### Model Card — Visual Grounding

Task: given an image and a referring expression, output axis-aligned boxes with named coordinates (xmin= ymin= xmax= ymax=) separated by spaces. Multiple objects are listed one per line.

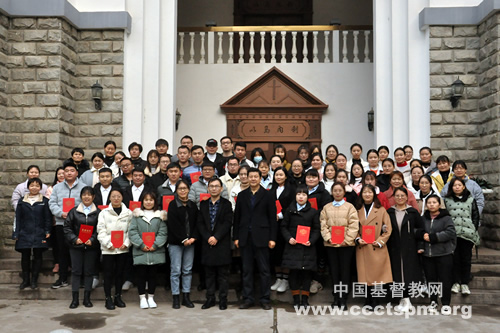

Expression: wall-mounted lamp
xmin=91 ymin=81 xmax=103 ymax=110
xmin=175 ymin=109 xmax=181 ymax=131
xmin=450 ymin=77 xmax=465 ymax=108
xmin=368 ymin=108 xmax=374 ymax=131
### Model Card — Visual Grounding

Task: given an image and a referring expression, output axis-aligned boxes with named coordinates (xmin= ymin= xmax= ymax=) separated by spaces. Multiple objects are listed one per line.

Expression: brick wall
xmin=0 ymin=14 xmax=124 ymax=250
xmin=429 ymin=14 xmax=500 ymax=249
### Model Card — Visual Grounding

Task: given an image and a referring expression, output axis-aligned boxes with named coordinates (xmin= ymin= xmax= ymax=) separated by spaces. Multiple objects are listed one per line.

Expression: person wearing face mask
xmin=250 ymin=147 xmax=267 ymax=166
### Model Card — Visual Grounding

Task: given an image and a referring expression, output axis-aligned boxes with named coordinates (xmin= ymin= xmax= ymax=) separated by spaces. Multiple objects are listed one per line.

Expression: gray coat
xmin=48 ymin=178 xmax=87 ymax=226
xmin=416 ymin=209 xmax=456 ymax=257
xmin=188 ymin=176 xmax=228 ymax=208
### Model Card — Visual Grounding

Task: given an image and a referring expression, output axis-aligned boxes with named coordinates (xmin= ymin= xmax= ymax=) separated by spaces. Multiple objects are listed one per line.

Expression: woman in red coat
xmin=384 ymin=171 xmax=419 ymax=212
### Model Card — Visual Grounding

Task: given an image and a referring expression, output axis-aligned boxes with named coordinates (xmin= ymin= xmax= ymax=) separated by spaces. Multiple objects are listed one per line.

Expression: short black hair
xmin=63 ymin=161 xmax=77 ymax=170
xmin=234 ymin=141 xmax=247 ymax=149
xmin=91 ymin=152 xmax=105 ymax=162
xmin=436 ymin=155 xmax=450 ymax=164
xmin=377 ymin=145 xmax=390 ymax=154
xmin=99 ymin=167 xmax=113 ymax=175
xmin=177 ymin=145 xmax=190 ymax=152
xmin=350 ymin=143 xmax=362 ymax=151
xmin=181 ymin=135 xmax=193 ymax=143
xmin=71 ymin=148 xmax=84 ymax=156
xmin=80 ymin=186 xmax=95 ymax=198
xmin=191 ymin=145 xmax=204 ymax=153
xmin=220 ymin=136 xmax=232 ymax=143
xmin=227 ymin=156 xmax=239 ymax=164
xmin=208 ymin=177 xmax=223 ymax=187
xmin=104 ymin=140 xmax=116 ymax=149
xmin=419 ymin=146 xmax=433 ymax=155
xmin=155 ymin=138 xmax=169 ymax=147
xmin=248 ymin=167 xmax=261 ymax=177
xmin=128 ymin=142 xmax=143 ymax=153
xmin=132 ymin=168 xmax=146 ymax=175
xmin=452 ymin=160 xmax=467 ymax=171
xmin=27 ymin=177 xmax=43 ymax=188
xmin=26 ymin=165 xmax=40 ymax=174
xmin=305 ymin=169 xmax=320 ymax=178
xmin=167 ymin=162 xmax=181 ymax=171
xmin=201 ymin=161 xmax=216 ymax=170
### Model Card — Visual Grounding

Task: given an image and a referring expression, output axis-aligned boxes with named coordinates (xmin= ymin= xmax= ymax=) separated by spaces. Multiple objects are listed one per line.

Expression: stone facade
xmin=0 ymin=14 xmax=124 ymax=249
xmin=429 ymin=13 xmax=500 ymax=249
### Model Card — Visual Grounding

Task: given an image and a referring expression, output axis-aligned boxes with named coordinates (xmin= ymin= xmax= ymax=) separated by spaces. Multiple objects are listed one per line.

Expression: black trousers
xmin=205 ymin=264 xmax=230 ymax=300
xmin=69 ymin=248 xmax=99 ymax=292
xmin=326 ymin=246 xmax=354 ymax=300
xmin=135 ymin=264 xmax=159 ymax=295
xmin=453 ymin=237 xmax=474 ymax=284
xmin=49 ymin=225 xmax=58 ymax=264
xmin=55 ymin=225 xmax=70 ymax=281
xmin=423 ymin=254 xmax=453 ymax=306
xmin=102 ymin=253 xmax=127 ymax=297
xmin=20 ymin=248 xmax=44 ymax=272
xmin=241 ymin=238 xmax=271 ymax=304
xmin=289 ymin=269 xmax=313 ymax=292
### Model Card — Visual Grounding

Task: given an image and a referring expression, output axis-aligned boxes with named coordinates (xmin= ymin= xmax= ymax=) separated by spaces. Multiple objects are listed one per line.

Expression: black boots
xmin=182 ymin=293 xmax=194 ymax=308
xmin=301 ymin=295 xmax=309 ymax=307
xmin=201 ymin=297 xmax=216 ymax=309
xmin=70 ymin=292 xmax=79 ymax=309
xmin=293 ymin=295 xmax=301 ymax=307
xmin=19 ymin=271 xmax=30 ymax=290
xmin=114 ymin=294 xmax=126 ymax=308
xmin=219 ymin=298 xmax=227 ymax=310
xmin=105 ymin=297 xmax=115 ymax=310
xmin=83 ymin=291 xmax=93 ymax=307
xmin=172 ymin=295 xmax=180 ymax=309
xmin=31 ymin=258 xmax=42 ymax=289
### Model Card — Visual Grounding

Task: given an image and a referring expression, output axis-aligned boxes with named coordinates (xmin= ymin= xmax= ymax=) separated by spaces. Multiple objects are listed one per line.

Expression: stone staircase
xmin=0 ymin=246 xmax=499 ymax=306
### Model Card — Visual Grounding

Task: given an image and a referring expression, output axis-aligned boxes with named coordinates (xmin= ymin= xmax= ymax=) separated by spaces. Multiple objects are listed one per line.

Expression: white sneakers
xmin=441 ymin=305 xmax=452 ymax=315
xmin=140 ymin=295 xmax=149 ymax=309
xmin=271 ymin=279 xmax=289 ymax=293
xmin=461 ymin=284 xmax=470 ymax=295
xmin=428 ymin=301 xmax=438 ymax=314
xmin=394 ymin=298 xmax=412 ymax=312
xmin=451 ymin=283 xmax=460 ymax=294
xmin=148 ymin=295 xmax=157 ymax=308
xmin=271 ymin=279 xmax=282 ymax=291
xmin=310 ymin=280 xmax=323 ymax=294
xmin=122 ymin=281 xmax=133 ymax=291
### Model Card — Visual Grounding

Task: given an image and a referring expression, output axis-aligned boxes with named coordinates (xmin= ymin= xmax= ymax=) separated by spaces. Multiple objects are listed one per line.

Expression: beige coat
xmin=356 ymin=205 xmax=393 ymax=286
xmin=320 ymin=202 xmax=359 ymax=247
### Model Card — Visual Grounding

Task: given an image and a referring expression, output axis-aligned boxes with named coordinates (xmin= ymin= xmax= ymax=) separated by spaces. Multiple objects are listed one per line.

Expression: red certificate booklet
xmin=362 ymin=225 xmax=376 ymax=243
xmin=97 ymin=205 xmax=108 ymax=210
xmin=63 ymin=198 xmax=75 ymax=213
xmin=200 ymin=193 xmax=210 ymax=201
xmin=331 ymin=226 xmax=345 ymax=244
xmin=190 ymin=171 xmax=201 ymax=184
xmin=162 ymin=195 xmax=175 ymax=211
xmin=142 ymin=232 xmax=155 ymax=248
xmin=78 ymin=225 xmax=94 ymax=243
xmin=276 ymin=200 xmax=282 ymax=214
xmin=296 ymin=225 xmax=310 ymax=244
xmin=129 ymin=201 xmax=141 ymax=211
xmin=308 ymin=198 xmax=318 ymax=210
xmin=111 ymin=230 xmax=124 ymax=248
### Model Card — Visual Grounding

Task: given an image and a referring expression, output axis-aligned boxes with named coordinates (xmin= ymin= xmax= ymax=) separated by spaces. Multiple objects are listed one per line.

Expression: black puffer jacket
xmin=14 ymin=195 xmax=52 ymax=251
xmin=416 ymin=209 xmax=456 ymax=257
xmin=64 ymin=203 xmax=100 ymax=250
xmin=280 ymin=202 xmax=321 ymax=271
xmin=308 ymin=182 xmax=332 ymax=210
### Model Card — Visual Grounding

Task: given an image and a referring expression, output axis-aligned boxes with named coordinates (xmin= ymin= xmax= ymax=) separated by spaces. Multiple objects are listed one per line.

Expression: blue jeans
xmin=168 ymin=244 xmax=195 ymax=295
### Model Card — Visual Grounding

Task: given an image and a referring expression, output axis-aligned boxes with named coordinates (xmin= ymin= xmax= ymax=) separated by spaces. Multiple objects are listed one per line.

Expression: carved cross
xmin=267 ymin=79 xmax=282 ymax=101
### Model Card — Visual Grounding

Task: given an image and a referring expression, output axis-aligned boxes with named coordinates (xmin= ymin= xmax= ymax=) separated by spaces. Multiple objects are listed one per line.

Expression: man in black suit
xmin=93 ymin=168 xmax=115 ymax=206
xmin=197 ymin=178 xmax=233 ymax=310
xmin=122 ymin=168 xmax=153 ymax=208
xmin=233 ymin=168 xmax=277 ymax=310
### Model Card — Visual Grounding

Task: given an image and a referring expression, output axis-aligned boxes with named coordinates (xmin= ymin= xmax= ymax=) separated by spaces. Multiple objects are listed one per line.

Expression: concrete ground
xmin=1 ymin=299 xmax=499 ymax=333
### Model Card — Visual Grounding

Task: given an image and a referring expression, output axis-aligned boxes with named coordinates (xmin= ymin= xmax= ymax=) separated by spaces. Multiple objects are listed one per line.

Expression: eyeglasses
xmin=209 ymin=185 xmax=221 ymax=189
xmin=177 ymin=187 xmax=189 ymax=191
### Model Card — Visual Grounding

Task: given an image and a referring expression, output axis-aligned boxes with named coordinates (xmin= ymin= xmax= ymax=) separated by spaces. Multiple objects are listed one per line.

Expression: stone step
xmin=0 ymin=258 xmax=55 ymax=271
xmin=471 ymin=264 xmax=500 ymax=276
xmin=0 ymin=283 xmax=498 ymax=305
xmin=471 ymin=247 xmax=500 ymax=265
xmin=469 ymin=276 xmax=500 ymax=290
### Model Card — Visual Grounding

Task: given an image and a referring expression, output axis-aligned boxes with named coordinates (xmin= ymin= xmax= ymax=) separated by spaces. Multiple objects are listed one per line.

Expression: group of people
xmin=11 ymin=136 xmax=483 ymax=315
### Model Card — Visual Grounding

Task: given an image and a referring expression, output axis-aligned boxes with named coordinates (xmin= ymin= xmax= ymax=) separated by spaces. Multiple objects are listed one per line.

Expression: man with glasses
xmin=220 ymin=156 xmax=240 ymax=195
xmin=197 ymin=178 xmax=233 ymax=310
xmin=112 ymin=157 xmax=134 ymax=191
xmin=149 ymin=155 xmax=171 ymax=190
xmin=188 ymin=161 xmax=228 ymax=209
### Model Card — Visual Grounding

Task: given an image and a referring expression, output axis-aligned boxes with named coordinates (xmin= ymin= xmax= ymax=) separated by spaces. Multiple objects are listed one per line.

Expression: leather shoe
xmin=172 ymin=295 xmax=180 ymax=309
xmin=239 ymin=301 xmax=254 ymax=309
xmin=261 ymin=302 xmax=272 ymax=310
xmin=219 ymin=299 xmax=227 ymax=310
xmin=201 ymin=298 xmax=216 ymax=310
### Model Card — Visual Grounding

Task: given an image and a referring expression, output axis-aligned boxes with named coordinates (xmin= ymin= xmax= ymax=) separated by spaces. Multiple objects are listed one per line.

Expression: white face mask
xmin=253 ymin=156 xmax=263 ymax=164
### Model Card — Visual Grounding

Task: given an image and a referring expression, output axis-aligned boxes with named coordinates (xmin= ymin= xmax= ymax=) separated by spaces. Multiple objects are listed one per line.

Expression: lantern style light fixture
xmin=175 ymin=109 xmax=181 ymax=131
xmin=450 ymin=77 xmax=465 ymax=108
xmin=91 ymin=81 xmax=103 ymax=110
xmin=368 ymin=108 xmax=374 ymax=131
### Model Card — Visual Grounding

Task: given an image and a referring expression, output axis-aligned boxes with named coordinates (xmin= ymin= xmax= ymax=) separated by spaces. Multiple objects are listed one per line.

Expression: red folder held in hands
xmin=296 ymin=225 xmax=310 ymax=244
xmin=362 ymin=225 xmax=376 ymax=243
xmin=200 ymin=193 xmax=211 ymax=201
xmin=162 ymin=195 xmax=175 ymax=211
xmin=331 ymin=226 xmax=345 ymax=244
xmin=63 ymin=198 xmax=75 ymax=213
xmin=142 ymin=232 xmax=155 ymax=248
xmin=111 ymin=230 xmax=124 ymax=248
xmin=308 ymin=198 xmax=318 ymax=210
xmin=129 ymin=201 xmax=141 ymax=211
xmin=78 ymin=225 xmax=94 ymax=243
xmin=276 ymin=200 xmax=282 ymax=214
xmin=190 ymin=171 xmax=201 ymax=184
